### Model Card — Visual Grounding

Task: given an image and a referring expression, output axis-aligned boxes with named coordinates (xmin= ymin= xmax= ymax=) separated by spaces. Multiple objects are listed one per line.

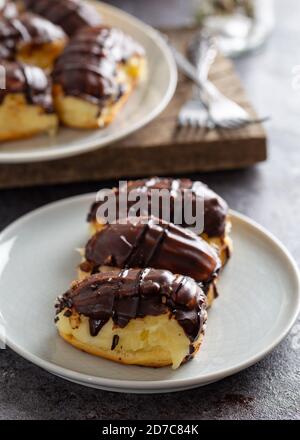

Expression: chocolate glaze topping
xmin=88 ymin=177 xmax=229 ymax=238
xmin=53 ymin=26 xmax=144 ymax=106
xmin=0 ymin=12 xmax=66 ymax=61
xmin=83 ymin=217 xmax=221 ymax=283
xmin=56 ymin=268 xmax=207 ymax=341
xmin=23 ymin=0 xmax=102 ymax=36
xmin=0 ymin=1 xmax=18 ymax=19
xmin=0 ymin=61 xmax=54 ymax=113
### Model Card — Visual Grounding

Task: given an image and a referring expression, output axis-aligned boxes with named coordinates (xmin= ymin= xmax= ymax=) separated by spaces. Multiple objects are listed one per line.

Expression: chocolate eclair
xmin=0 ymin=12 xmax=67 ymax=69
xmin=55 ymin=268 xmax=207 ymax=369
xmin=0 ymin=0 xmax=18 ymax=19
xmin=0 ymin=61 xmax=58 ymax=141
xmin=79 ymin=217 xmax=221 ymax=306
xmin=52 ymin=25 xmax=145 ymax=129
xmin=22 ymin=0 xmax=102 ymax=37
xmin=88 ymin=177 xmax=232 ymax=265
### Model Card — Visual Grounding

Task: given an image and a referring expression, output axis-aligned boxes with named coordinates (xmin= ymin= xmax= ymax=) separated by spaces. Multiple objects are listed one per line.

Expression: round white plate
xmin=0 ymin=194 xmax=299 ymax=393
xmin=0 ymin=2 xmax=177 ymax=164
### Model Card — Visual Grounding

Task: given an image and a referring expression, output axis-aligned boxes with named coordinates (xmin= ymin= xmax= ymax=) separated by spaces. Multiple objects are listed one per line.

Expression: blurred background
xmin=104 ymin=0 xmax=275 ymax=57
xmin=104 ymin=0 xmax=200 ymax=27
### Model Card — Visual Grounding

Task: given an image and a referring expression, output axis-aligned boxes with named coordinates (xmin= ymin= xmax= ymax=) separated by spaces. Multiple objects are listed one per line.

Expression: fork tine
xmin=190 ymin=118 xmax=198 ymax=128
xmin=180 ymin=118 xmax=188 ymax=127
xmin=187 ymin=117 xmax=193 ymax=127
xmin=178 ymin=112 xmax=188 ymax=127
xmin=196 ymin=118 xmax=203 ymax=128
xmin=177 ymin=116 xmax=185 ymax=127
xmin=198 ymin=116 xmax=208 ymax=128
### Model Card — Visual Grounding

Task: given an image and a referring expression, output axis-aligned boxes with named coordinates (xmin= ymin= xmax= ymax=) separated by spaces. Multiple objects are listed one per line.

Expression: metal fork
xmin=169 ymin=34 xmax=267 ymax=129
xmin=178 ymin=31 xmax=216 ymax=128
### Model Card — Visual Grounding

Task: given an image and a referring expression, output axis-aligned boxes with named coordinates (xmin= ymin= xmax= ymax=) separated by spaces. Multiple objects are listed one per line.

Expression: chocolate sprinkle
xmin=111 ymin=335 xmax=120 ymax=351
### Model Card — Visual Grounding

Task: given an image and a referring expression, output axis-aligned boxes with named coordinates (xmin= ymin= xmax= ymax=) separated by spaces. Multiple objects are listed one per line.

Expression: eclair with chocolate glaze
xmin=0 ymin=12 xmax=67 ymax=69
xmin=79 ymin=217 xmax=221 ymax=306
xmin=87 ymin=178 xmax=232 ymax=265
xmin=52 ymin=26 xmax=146 ymax=129
xmin=0 ymin=61 xmax=58 ymax=141
xmin=22 ymin=0 xmax=102 ymax=37
xmin=55 ymin=269 xmax=207 ymax=369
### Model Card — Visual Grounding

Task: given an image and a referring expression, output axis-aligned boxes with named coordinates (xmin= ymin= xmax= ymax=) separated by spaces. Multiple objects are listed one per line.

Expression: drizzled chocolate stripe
xmin=0 ymin=61 xmax=54 ymax=113
xmin=0 ymin=12 xmax=66 ymax=61
xmin=113 ymin=221 xmax=170 ymax=270
xmin=23 ymin=0 xmax=102 ymax=36
xmin=122 ymin=223 xmax=149 ymax=268
xmin=56 ymin=268 xmax=207 ymax=341
xmin=83 ymin=217 xmax=221 ymax=283
xmin=88 ymin=177 xmax=229 ymax=238
xmin=143 ymin=222 xmax=169 ymax=267
xmin=52 ymin=26 xmax=144 ymax=106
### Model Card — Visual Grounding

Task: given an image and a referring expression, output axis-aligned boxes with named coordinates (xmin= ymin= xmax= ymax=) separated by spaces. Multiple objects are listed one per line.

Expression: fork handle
xmin=168 ymin=43 xmax=222 ymax=107
xmin=169 ymin=45 xmax=206 ymax=91
xmin=188 ymin=31 xmax=217 ymax=81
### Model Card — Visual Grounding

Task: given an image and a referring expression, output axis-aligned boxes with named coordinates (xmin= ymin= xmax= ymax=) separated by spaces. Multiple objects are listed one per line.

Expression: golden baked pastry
xmin=0 ymin=61 xmax=58 ymax=141
xmin=79 ymin=217 xmax=221 ymax=306
xmin=0 ymin=12 xmax=67 ymax=70
xmin=55 ymin=269 xmax=207 ymax=369
xmin=22 ymin=0 xmax=102 ymax=36
xmin=87 ymin=177 xmax=232 ymax=266
xmin=52 ymin=26 xmax=146 ymax=129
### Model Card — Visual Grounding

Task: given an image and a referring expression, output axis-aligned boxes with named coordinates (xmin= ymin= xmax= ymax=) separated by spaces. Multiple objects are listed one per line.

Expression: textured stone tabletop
xmin=0 ymin=0 xmax=299 ymax=420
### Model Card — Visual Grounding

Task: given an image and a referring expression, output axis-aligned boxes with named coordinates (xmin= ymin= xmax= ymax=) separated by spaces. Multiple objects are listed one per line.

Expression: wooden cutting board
xmin=0 ymin=27 xmax=267 ymax=189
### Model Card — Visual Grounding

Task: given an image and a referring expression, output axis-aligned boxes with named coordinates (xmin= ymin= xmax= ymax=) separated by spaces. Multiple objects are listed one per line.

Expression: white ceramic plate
xmin=0 ymin=194 xmax=299 ymax=393
xmin=0 ymin=2 xmax=177 ymax=164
